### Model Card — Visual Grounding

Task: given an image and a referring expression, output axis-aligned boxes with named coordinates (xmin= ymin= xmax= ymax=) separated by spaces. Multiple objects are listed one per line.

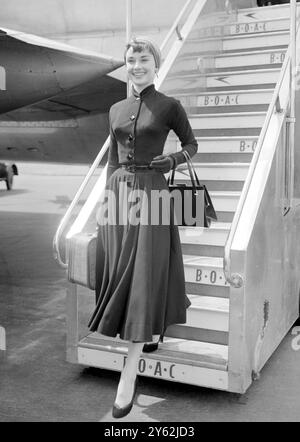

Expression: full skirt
xmin=88 ymin=167 xmax=191 ymax=342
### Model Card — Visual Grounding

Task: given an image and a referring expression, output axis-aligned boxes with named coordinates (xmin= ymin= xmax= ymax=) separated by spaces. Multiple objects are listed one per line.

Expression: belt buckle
xmin=127 ymin=164 xmax=136 ymax=172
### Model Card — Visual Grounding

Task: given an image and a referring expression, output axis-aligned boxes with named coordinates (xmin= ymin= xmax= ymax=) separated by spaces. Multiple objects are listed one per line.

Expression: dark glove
xmin=150 ymin=155 xmax=175 ymax=173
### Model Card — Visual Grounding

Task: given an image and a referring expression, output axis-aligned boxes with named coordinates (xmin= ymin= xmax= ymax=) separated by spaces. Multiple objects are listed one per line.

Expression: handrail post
xmin=289 ymin=0 xmax=296 ymax=208
xmin=160 ymin=0 xmax=195 ymax=54
xmin=126 ymin=0 xmax=132 ymax=98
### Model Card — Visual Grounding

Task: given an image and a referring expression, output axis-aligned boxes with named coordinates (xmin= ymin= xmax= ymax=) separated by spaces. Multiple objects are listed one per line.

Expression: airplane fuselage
xmin=0 ymin=113 xmax=110 ymax=164
xmin=0 ymin=29 xmax=124 ymax=114
xmin=0 ymin=28 xmax=126 ymax=163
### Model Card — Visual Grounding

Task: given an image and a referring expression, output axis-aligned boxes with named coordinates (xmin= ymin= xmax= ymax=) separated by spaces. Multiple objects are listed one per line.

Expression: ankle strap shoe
xmin=142 ymin=335 xmax=164 ymax=353
xmin=112 ymin=377 xmax=138 ymax=419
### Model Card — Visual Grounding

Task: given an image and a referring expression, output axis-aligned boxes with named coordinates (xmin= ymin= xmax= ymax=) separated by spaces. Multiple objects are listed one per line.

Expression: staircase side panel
xmin=293 ymin=87 xmax=300 ymax=199
xmin=227 ymin=251 xmax=249 ymax=394
xmin=228 ymin=127 xmax=300 ymax=393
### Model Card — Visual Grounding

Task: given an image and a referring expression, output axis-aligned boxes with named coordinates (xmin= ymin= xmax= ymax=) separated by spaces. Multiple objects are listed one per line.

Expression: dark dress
xmin=88 ymin=84 xmax=198 ymax=342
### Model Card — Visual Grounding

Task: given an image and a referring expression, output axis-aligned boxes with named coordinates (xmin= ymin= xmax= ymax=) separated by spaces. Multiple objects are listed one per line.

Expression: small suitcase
xmin=67 ymin=232 xmax=97 ymax=290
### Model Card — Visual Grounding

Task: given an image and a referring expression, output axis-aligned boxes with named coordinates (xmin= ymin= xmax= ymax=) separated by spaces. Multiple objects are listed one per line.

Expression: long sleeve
xmin=106 ymin=108 xmax=119 ymax=183
xmin=169 ymin=100 xmax=198 ymax=167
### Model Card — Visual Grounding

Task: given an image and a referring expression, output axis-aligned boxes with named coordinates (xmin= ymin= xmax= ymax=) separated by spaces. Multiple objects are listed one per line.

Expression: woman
xmin=88 ymin=37 xmax=198 ymax=418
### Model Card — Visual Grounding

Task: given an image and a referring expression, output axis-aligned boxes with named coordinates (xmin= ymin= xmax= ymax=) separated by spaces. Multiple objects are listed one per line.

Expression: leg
xmin=114 ymin=341 xmax=143 ymax=408
xmin=151 ymin=334 xmax=160 ymax=342
xmin=145 ymin=334 xmax=160 ymax=344
xmin=0 ymin=325 xmax=6 ymax=351
xmin=66 ymin=282 xmax=78 ymax=363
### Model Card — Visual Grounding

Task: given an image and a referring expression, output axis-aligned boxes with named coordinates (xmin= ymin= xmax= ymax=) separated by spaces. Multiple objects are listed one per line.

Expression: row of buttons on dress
xmin=127 ymin=97 xmax=141 ymax=161
xmin=128 ymin=121 xmax=134 ymax=159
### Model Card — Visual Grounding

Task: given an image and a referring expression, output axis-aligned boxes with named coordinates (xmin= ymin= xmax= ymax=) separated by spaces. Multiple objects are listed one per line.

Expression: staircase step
xmin=185 ymin=105 xmax=268 ymax=115
xmin=184 ymin=30 xmax=289 ymax=53
xmin=177 ymin=162 xmax=249 ymax=181
xmin=196 ymin=4 xmax=300 ymax=26
xmin=193 ymin=181 xmax=244 ymax=192
xmin=188 ymin=136 xmax=257 ymax=163
xmin=192 ymin=16 xmax=291 ymax=39
xmin=78 ymin=334 xmax=229 ymax=384
xmin=165 ymin=128 xmax=260 ymax=157
xmin=209 ymin=191 xmax=239 ymax=223
xmin=179 ymin=218 xmax=234 ymax=256
xmin=192 ymin=127 xmax=261 ymax=137
xmin=173 ymin=189 xmax=239 ymax=213
xmin=171 ymin=189 xmax=239 ymax=226
xmin=173 ymin=49 xmax=286 ymax=75
xmin=175 ymin=89 xmax=273 ymax=109
xmin=186 ymin=294 xmax=229 ymax=331
xmin=185 ymin=281 xmax=229 ymax=299
xmin=179 ymin=222 xmax=231 ymax=257
xmin=166 ymin=134 xmax=259 ymax=156
xmin=183 ymin=255 xmax=227 ymax=287
xmin=166 ymin=294 xmax=229 ymax=344
xmin=206 ymin=191 xmax=241 ymax=212
xmin=193 ymin=152 xmax=252 ymax=164
xmin=203 ymin=48 xmax=286 ymax=71
xmin=164 ymin=69 xmax=280 ymax=93
xmin=180 ymin=223 xmax=230 ymax=247
xmin=236 ymin=3 xmax=300 ymax=21
xmin=188 ymin=112 xmax=265 ymax=129
xmin=187 ymin=136 xmax=258 ymax=153
xmin=175 ymin=164 xmax=247 ymax=191
xmin=166 ymin=293 xmax=229 ymax=344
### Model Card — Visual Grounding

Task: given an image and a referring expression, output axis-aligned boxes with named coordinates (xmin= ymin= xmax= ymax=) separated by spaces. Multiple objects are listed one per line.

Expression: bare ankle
xmin=121 ymin=367 xmax=137 ymax=382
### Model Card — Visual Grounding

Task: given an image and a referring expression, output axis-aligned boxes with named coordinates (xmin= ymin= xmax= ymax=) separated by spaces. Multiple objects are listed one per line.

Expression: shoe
xmin=142 ymin=335 xmax=164 ymax=353
xmin=112 ymin=377 xmax=138 ymax=419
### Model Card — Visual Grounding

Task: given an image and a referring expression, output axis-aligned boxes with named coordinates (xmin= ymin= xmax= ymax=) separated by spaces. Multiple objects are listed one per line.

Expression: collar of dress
xmin=132 ymin=84 xmax=156 ymax=99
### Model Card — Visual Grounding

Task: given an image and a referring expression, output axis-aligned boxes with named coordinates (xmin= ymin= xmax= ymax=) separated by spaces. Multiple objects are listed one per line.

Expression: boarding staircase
xmin=54 ymin=0 xmax=300 ymax=393
xmin=161 ymin=1 xmax=291 ymax=366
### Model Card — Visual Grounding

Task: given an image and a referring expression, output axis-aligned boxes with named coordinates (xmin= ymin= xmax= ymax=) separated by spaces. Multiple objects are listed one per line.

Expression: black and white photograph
xmin=0 ymin=0 xmax=300 ymax=425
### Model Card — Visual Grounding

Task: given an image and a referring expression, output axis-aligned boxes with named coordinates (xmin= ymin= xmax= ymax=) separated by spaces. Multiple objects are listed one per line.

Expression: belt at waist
xmin=121 ymin=164 xmax=153 ymax=172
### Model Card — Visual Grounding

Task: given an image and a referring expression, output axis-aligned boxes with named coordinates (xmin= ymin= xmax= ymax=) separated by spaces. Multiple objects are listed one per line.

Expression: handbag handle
xmin=168 ymin=161 xmax=196 ymax=187
xmin=167 ymin=151 xmax=200 ymax=191
xmin=167 ymin=160 xmax=177 ymax=186
xmin=185 ymin=151 xmax=218 ymax=222
xmin=182 ymin=151 xmax=201 ymax=188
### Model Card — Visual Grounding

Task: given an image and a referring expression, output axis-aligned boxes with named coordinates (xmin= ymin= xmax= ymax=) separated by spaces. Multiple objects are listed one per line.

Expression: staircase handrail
xmin=52 ymin=138 xmax=110 ymax=268
xmin=53 ymin=0 xmax=207 ymax=268
xmin=160 ymin=0 xmax=198 ymax=55
xmin=224 ymin=0 xmax=298 ymax=287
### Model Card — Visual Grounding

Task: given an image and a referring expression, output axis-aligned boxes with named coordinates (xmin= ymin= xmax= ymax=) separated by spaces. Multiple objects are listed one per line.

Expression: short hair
xmin=124 ymin=36 xmax=161 ymax=69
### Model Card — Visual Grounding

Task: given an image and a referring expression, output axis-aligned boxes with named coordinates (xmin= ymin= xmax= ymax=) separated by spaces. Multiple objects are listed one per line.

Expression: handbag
xmin=167 ymin=151 xmax=217 ymax=227
xmin=67 ymin=231 xmax=97 ymax=290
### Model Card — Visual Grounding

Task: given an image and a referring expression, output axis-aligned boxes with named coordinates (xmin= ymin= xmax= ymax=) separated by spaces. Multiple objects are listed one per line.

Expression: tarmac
xmin=0 ymin=162 xmax=299 ymax=422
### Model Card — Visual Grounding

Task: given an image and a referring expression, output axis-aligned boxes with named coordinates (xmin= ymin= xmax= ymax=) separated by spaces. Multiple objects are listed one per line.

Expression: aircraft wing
xmin=0 ymin=27 xmax=126 ymax=115
xmin=0 ymin=73 xmax=126 ymax=121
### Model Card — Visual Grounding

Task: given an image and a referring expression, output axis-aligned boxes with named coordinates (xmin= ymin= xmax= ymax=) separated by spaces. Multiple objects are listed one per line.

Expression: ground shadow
xmin=49 ymin=195 xmax=86 ymax=209
xmin=0 ymin=189 xmax=30 ymax=197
